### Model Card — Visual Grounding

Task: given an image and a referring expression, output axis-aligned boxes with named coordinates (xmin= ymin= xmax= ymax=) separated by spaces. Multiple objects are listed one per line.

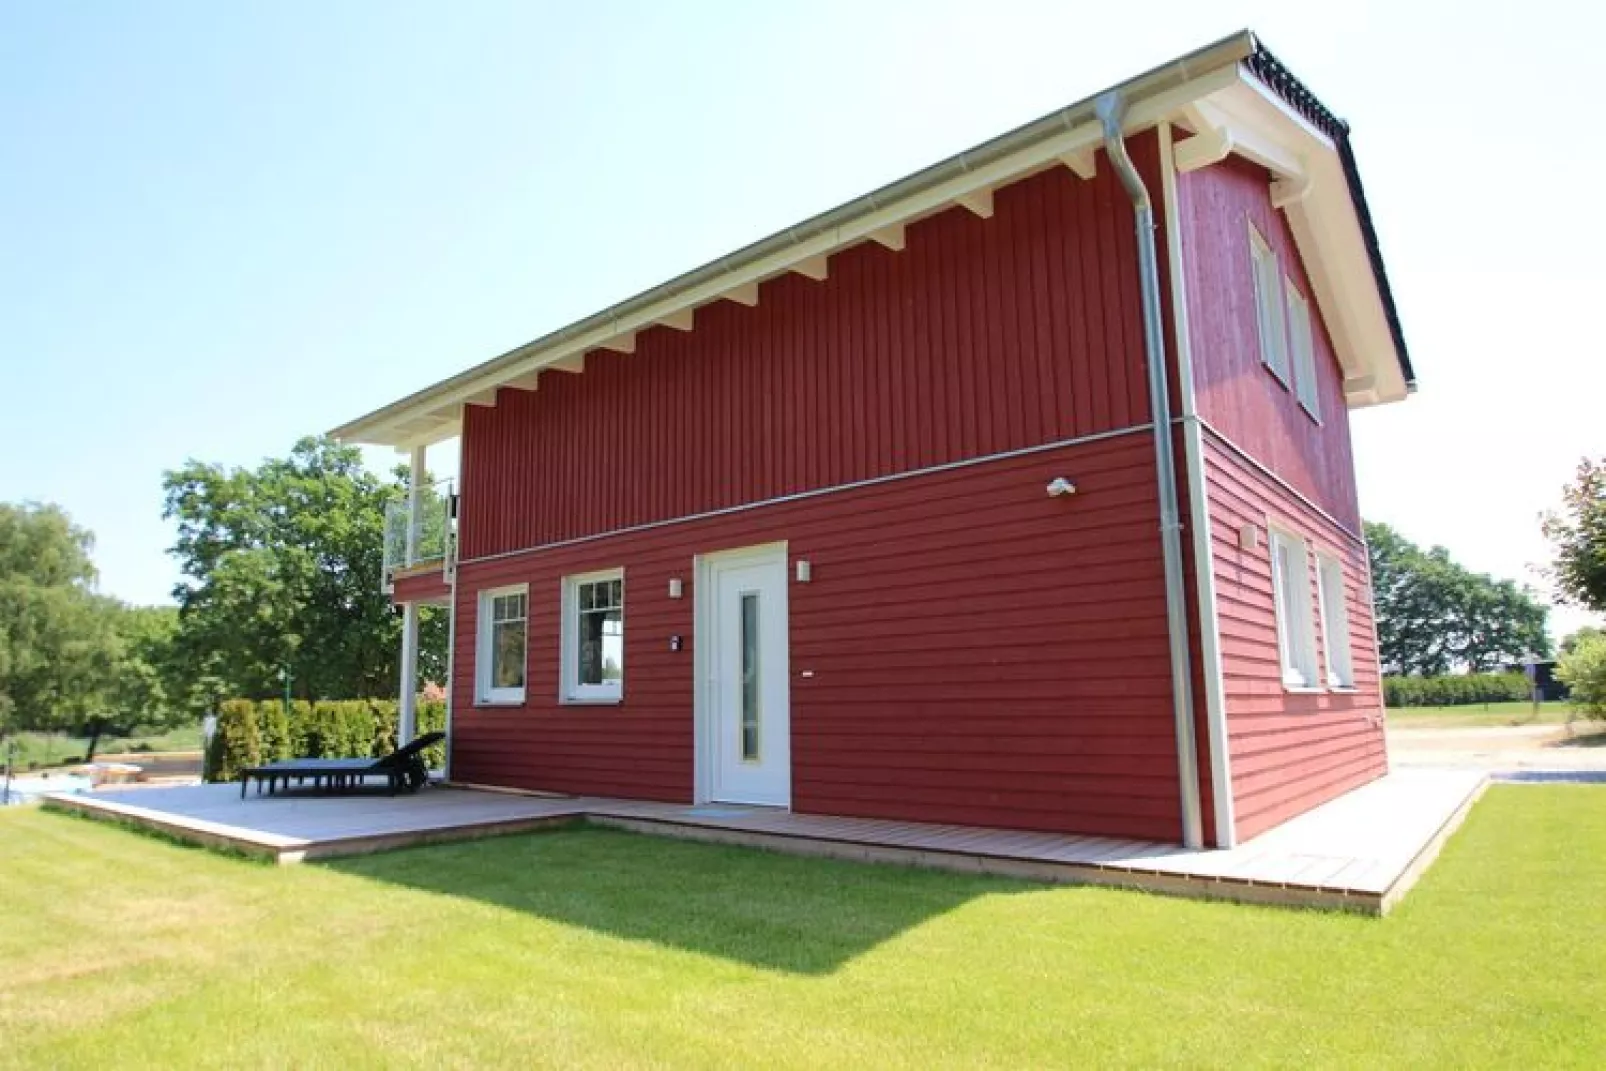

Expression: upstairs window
xmin=1249 ymin=224 xmax=1290 ymax=385
xmin=1269 ymin=527 xmax=1318 ymax=688
xmin=1317 ymin=554 xmax=1355 ymax=688
xmin=562 ymin=569 xmax=624 ymax=702
xmin=1286 ymin=279 xmax=1320 ymax=418
xmin=477 ymin=586 xmax=528 ymax=704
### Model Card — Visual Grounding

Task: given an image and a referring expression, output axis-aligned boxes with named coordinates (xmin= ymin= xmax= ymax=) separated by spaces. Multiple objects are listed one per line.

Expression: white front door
xmin=702 ymin=544 xmax=791 ymax=807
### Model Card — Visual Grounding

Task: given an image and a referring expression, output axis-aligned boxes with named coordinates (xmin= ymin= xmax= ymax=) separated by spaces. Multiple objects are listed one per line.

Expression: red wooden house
xmin=336 ymin=32 xmax=1412 ymax=850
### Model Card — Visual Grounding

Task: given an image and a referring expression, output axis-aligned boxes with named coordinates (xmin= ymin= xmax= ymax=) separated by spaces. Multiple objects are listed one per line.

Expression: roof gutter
xmin=1096 ymin=93 xmax=1205 ymax=851
xmin=331 ymin=32 xmax=1258 ymax=445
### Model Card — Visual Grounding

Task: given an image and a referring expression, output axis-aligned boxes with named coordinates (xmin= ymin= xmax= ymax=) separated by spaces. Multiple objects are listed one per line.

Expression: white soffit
xmin=1176 ymin=71 xmax=1406 ymax=408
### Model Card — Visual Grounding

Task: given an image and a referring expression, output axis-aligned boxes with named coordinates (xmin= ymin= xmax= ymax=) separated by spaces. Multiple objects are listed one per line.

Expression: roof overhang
xmin=332 ymin=31 xmax=1411 ymax=449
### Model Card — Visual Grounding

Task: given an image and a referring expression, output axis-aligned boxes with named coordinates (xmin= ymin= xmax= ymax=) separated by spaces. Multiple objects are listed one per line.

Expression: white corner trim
xmin=1159 ymin=121 xmax=1237 ymax=849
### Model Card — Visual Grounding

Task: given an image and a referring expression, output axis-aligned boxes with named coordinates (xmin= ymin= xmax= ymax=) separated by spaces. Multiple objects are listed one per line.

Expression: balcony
xmin=383 ymin=478 xmax=456 ymax=594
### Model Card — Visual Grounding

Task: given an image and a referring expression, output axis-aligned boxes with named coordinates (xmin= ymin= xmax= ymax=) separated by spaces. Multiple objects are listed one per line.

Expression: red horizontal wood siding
xmin=1201 ymin=431 xmax=1386 ymax=841
xmin=458 ymin=135 xmax=1165 ymax=560
xmin=1176 ymin=153 xmax=1361 ymax=530
xmin=451 ymin=432 xmax=1188 ymax=842
xmin=391 ymin=568 xmax=450 ymax=605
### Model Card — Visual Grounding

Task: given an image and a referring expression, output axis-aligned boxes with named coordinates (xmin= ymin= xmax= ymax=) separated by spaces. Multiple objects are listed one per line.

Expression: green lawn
xmin=3 ymin=788 xmax=1603 ymax=1068
xmin=1 ymin=725 xmax=202 ymax=771
xmin=1386 ymin=700 xmax=1594 ymax=729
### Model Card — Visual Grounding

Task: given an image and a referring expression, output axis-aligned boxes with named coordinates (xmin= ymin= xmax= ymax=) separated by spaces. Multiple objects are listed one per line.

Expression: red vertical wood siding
xmin=458 ymin=135 xmax=1166 ymax=560
xmin=1202 ymin=433 xmax=1386 ymax=840
xmin=451 ymin=433 xmax=1188 ymax=842
xmin=1175 ymin=153 xmax=1361 ymax=531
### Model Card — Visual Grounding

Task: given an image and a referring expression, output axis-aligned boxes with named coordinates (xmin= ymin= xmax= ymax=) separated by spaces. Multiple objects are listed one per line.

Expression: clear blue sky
xmin=2 ymin=1 xmax=1600 ymax=636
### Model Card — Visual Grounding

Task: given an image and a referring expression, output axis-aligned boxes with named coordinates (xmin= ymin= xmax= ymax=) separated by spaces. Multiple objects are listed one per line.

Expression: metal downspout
xmin=1096 ymin=94 xmax=1204 ymax=850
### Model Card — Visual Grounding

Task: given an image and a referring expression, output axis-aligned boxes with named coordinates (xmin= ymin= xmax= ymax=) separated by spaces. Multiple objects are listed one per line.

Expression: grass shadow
xmin=319 ymin=823 xmax=1029 ymax=975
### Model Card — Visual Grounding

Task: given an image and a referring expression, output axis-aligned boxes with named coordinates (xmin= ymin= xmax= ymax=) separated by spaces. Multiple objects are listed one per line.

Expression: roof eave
xmin=331 ymin=31 xmax=1259 ymax=448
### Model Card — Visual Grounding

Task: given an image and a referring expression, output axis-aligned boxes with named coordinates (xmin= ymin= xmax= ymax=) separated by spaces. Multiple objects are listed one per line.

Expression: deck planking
xmin=44 ymin=768 xmax=1486 ymax=914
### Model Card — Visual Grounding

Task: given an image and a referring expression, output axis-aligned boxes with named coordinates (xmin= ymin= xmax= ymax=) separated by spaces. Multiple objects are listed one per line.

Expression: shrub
xmin=1383 ymin=672 xmax=1531 ymax=708
xmin=258 ymin=699 xmax=297 ymax=763
xmin=205 ymin=697 xmax=448 ymax=782
xmin=1557 ymin=636 xmax=1606 ymax=719
xmin=418 ymin=700 xmax=447 ymax=768
xmin=208 ymin=699 xmax=261 ymax=783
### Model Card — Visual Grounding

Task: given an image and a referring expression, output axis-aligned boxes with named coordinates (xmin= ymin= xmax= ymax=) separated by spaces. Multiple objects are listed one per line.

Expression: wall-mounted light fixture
xmin=1046 ymin=477 xmax=1077 ymax=498
xmin=668 ymin=577 xmax=683 ymax=599
xmin=795 ymin=560 xmax=812 ymax=583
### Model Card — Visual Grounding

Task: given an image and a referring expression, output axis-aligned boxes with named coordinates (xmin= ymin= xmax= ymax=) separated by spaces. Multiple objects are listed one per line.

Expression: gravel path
xmin=1388 ymin=723 xmax=1606 ymax=772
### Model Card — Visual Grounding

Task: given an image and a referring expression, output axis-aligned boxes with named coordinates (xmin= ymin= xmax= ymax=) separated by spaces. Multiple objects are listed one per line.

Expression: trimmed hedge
xmin=1382 ymin=672 xmax=1531 ymax=708
xmin=206 ymin=698 xmax=446 ymax=783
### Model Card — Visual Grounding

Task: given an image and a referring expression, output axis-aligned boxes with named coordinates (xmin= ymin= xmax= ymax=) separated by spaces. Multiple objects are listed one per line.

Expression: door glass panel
xmin=740 ymin=591 xmax=759 ymax=761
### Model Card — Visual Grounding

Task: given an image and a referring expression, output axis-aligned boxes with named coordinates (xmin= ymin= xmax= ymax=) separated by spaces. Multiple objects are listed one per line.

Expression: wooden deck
xmin=44 ymin=768 xmax=1486 ymax=915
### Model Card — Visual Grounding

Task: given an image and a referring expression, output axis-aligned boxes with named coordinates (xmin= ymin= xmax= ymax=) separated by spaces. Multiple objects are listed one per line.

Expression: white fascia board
xmin=1195 ymin=77 xmax=1405 ymax=408
xmin=334 ymin=64 xmax=1242 ymax=446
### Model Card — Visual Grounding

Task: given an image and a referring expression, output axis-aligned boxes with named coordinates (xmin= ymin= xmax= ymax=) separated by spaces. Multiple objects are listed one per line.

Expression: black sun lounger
xmin=239 ymin=732 xmax=446 ymax=798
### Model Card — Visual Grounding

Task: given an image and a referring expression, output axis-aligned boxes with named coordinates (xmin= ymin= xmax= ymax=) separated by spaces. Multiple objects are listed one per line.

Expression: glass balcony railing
xmin=382 ymin=478 xmax=455 ymax=590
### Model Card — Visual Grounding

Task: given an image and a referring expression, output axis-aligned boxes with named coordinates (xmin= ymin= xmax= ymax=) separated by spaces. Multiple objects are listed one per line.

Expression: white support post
xmin=405 ymin=444 xmax=426 ymax=567
xmin=398 ymin=444 xmax=426 ymax=746
xmin=398 ymin=601 xmax=420 ymax=746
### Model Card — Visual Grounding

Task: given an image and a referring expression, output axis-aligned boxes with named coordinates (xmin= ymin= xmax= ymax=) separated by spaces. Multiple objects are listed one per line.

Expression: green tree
xmin=1556 ymin=633 xmax=1606 ymax=719
xmin=0 ymin=503 xmax=120 ymax=739
xmin=1366 ymin=521 xmax=1551 ymax=675
xmin=1543 ymin=458 xmax=1606 ymax=613
xmin=162 ymin=436 xmax=446 ymax=705
xmin=1561 ymin=626 xmax=1605 ymax=657
xmin=85 ymin=603 xmax=187 ymax=758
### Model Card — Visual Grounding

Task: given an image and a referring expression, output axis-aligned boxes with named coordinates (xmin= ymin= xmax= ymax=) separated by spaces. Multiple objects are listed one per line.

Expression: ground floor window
xmin=563 ymin=569 xmax=624 ymax=702
xmin=1317 ymin=553 xmax=1355 ymax=688
xmin=476 ymin=585 xmax=528 ymax=704
xmin=1268 ymin=526 xmax=1318 ymax=688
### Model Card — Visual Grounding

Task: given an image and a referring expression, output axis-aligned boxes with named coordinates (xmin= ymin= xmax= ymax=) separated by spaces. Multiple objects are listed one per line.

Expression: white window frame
xmin=476 ymin=584 xmax=528 ymax=705
xmin=1249 ymin=223 xmax=1290 ymax=386
xmin=561 ymin=568 xmax=625 ymax=704
xmin=1268 ymin=525 xmax=1319 ymax=689
xmin=1316 ymin=552 xmax=1355 ymax=688
xmin=1286 ymin=278 xmax=1320 ymax=419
